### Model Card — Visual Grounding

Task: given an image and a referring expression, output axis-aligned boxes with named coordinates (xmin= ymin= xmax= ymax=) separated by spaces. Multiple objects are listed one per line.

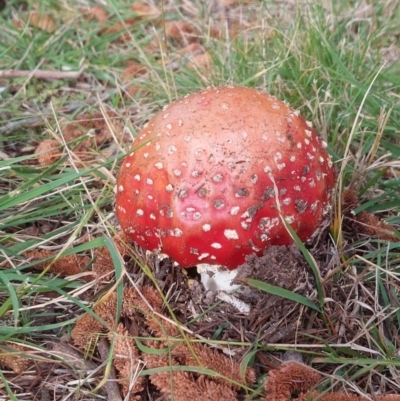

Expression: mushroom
xmin=116 ymin=86 xmax=335 ymax=272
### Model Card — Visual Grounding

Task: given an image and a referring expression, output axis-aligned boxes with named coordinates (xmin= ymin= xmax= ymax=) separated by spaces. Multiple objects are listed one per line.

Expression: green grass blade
xmin=242 ymin=278 xmax=321 ymax=312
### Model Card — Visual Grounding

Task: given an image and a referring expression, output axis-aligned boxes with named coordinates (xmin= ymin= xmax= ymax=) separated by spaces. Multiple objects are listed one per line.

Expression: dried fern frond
xmin=194 ymin=375 xmax=238 ymax=401
xmin=92 ymin=231 xmax=130 ymax=279
xmin=350 ymin=210 xmax=399 ymax=242
xmin=72 ymin=286 xmax=162 ymax=350
xmin=72 ymin=285 xmax=250 ymax=399
xmin=296 ymin=390 xmax=361 ymax=401
xmin=132 ymin=285 xmax=184 ymax=338
xmin=26 ymin=249 xmax=91 ymax=278
xmin=71 ymin=313 xmax=105 ymax=351
xmin=267 ymin=362 xmax=400 ymax=401
xmin=0 ymin=342 xmax=30 ymax=374
xmin=92 ymin=246 xmax=118 ymax=279
xmin=61 ymin=110 xmax=124 ymax=148
xmin=112 ymin=231 xmax=130 ymax=256
xmin=265 ymin=361 xmax=320 ymax=401
xmin=143 ymin=341 xmax=238 ymax=401
xmin=26 ymin=231 xmax=130 ymax=282
xmin=35 ymin=139 xmax=61 ymax=165
xmin=122 ymin=286 xmax=163 ymax=317
xmin=342 ymin=189 xmax=399 ymax=242
xmin=109 ymin=323 xmax=144 ymax=400
xmin=92 ymin=292 xmax=118 ymax=327
xmin=342 ymin=189 xmax=361 ymax=212
xmin=173 ymin=342 xmax=255 ymax=389
xmin=72 ymin=292 xmax=117 ymax=349
xmin=122 ymin=286 xmax=182 ymax=338
xmin=297 ymin=391 xmax=400 ymax=401
xmin=145 ymin=309 xmax=180 ymax=338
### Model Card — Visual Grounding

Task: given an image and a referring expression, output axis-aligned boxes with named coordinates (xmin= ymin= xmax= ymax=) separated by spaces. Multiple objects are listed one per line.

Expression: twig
xmin=0 ymin=66 xmax=86 ymax=80
xmin=0 ymin=115 xmax=51 ymax=134
xmin=97 ymin=338 xmax=123 ymax=401
xmin=49 ymin=340 xmax=98 ymax=371
xmin=0 ymin=83 xmax=133 ymax=134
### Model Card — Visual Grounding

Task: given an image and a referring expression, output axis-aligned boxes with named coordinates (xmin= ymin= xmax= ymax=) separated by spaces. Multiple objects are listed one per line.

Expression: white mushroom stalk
xmin=197 ymin=263 xmax=251 ymax=314
xmin=197 ymin=263 xmax=240 ymax=293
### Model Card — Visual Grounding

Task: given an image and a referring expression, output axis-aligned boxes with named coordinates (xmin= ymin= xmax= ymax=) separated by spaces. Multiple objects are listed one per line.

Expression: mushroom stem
xmin=216 ymin=291 xmax=251 ymax=314
xmin=197 ymin=263 xmax=240 ymax=293
xmin=197 ymin=263 xmax=251 ymax=314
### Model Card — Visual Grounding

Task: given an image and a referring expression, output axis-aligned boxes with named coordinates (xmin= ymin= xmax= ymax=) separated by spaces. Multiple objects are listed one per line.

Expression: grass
xmin=0 ymin=0 xmax=399 ymax=399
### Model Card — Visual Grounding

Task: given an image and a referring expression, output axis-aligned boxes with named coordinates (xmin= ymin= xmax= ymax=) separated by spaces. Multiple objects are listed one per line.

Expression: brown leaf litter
xmin=121 ymin=61 xmax=148 ymax=97
xmin=34 ymin=139 xmax=61 ymax=165
xmin=81 ymin=6 xmax=108 ymax=24
xmin=13 ymin=11 xmax=56 ymax=33
xmin=0 ymin=342 xmax=30 ymax=374
xmin=26 ymin=231 xmax=129 ymax=281
xmin=265 ymin=361 xmax=400 ymax=401
xmin=5 ymin=202 xmax=400 ymax=399
xmin=165 ymin=21 xmax=201 ymax=43
xmin=15 ymin=232 xmax=399 ymax=399
xmin=34 ymin=110 xmax=127 ymax=165
xmin=72 ymin=285 xmax=255 ymax=400
xmin=342 ymin=189 xmax=399 ymax=242
xmin=98 ymin=2 xmax=161 ymax=42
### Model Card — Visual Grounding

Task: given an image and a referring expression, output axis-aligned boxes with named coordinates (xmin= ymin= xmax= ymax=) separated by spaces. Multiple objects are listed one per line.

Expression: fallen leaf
xmin=165 ymin=21 xmax=199 ymax=42
xmin=100 ymin=18 xmax=137 ymax=42
xmin=29 ymin=11 xmax=56 ymax=33
xmin=12 ymin=17 xmax=23 ymax=29
xmin=121 ymin=62 xmax=147 ymax=81
xmin=81 ymin=6 xmax=108 ymax=24
xmin=121 ymin=62 xmax=147 ymax=97
xmin=125 ymin=85 xmax=142 ymax=97
xmin=178 ymin=42 xmax=204 ymax=55
xmin=218 ymin=0 xmax=255 ymax=4
xmin=100 ymin=3 xmax=160 ymax=42
xmin=131 ymin=2 xmax=160 ymax=19
xmin=61 ymin=111 xmax=125 ymax=147
xmin=188 ymin=52 xmax=212 ymax=70
xmin=209 ymin=26 xmax=221 ymax=39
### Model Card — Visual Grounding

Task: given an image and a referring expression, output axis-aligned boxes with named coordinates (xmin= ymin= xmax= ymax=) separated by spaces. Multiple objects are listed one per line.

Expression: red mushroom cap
xmin=116 ymin=86 xmax=335 ymax=269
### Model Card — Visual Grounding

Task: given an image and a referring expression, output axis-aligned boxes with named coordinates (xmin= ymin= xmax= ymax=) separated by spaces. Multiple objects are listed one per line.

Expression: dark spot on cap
xmin=279 ymin=187 xmax=287 ymax=196
xmin=246 ymin=203 xmax=263 ymax=219
xmin=295 ymin=199 xmax=307 ymax=213
xmin=302 ymin=165 xmax=311 ymax=176
xmin=262 ymin=186 xmax=275 ymax=200
xmin=213 ymin=199 xmax=225 ymax=209
xmin=197 ymin=187 xmax=207 ymax=198
xmin=166 ymin=207 xmax=173 ymax=218
xmin=236 ymin=188 xmax=249 ymax=197
xmin=177 ymin=189 xmax=188 ymax=198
